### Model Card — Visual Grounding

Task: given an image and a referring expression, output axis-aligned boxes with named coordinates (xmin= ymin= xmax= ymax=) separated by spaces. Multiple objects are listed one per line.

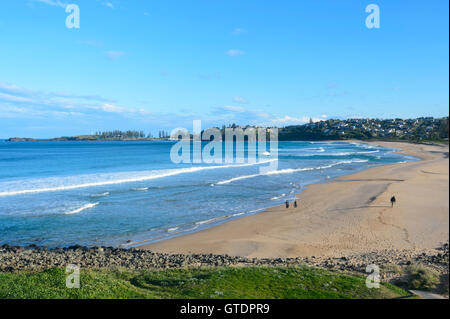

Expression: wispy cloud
xmin=212 ymin=104 xmax=326 ymax=127
xmin=1 ymin=82 xmax=116 ymax=103
xmin=104 ymin=2 xmax=114 ymax=9
xmin=326 ymin=83 xmax=338 ymax=89
xmin=34 ymin=0 xmax=67 ymax=8
xmin=271 ymin=115 xmax=326 ymax=126
xmin=95 ymin=0 xmax=118 ymax=9
xmin=1 ymin=82 xmax=328 ymax=138
xmin=0 ymin=82 xmax=147 ymax=121
xmin=100 ymin=103 xmax=149 ymax=115
xmin=211 ymin=105 xmax=271 ymax=126
xmin=232 ymin=96 xmax=248 ymax=104
xmin=226 ymin=49 xmax=245 ymax=57
xmin=232 ymin=28 xmax=247 ymax=35
xmin=199 ymin=73 xmax=221 ymax=80
xmin=77 ymin=40 xmax=104 ymax=47
xmin=104 ymin=51 xmax=127 ymax=60
xmin=219 ymin=105 xmax=246 ymax=113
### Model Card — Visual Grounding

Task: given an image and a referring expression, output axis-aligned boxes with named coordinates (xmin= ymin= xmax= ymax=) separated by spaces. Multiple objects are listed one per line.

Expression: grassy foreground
xmin=0 ymin=266 xmax=412 ymax=299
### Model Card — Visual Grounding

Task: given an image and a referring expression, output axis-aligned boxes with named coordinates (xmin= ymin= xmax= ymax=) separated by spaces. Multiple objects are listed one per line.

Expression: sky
xmin=0 ymin=0 xmax=448 ymax=138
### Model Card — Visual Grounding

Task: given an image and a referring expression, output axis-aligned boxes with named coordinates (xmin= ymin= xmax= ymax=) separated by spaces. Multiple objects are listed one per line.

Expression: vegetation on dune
xmin=405 ymin=265 xmax=440 ymax=291
xmin=0 ymin=266 xmax=412 ymax=299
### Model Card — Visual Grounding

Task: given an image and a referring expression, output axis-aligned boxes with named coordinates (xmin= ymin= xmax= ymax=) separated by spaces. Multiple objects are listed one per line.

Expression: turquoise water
xmin=0 ymin=140 xmax=416 ymax=247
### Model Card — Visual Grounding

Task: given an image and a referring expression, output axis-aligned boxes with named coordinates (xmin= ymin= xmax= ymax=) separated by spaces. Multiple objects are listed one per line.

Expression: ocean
xmin=0 ymin=140 xmax=416 ymax=248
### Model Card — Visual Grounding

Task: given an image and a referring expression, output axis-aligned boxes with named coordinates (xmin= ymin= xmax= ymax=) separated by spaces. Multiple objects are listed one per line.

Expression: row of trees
xmin=158 ymin=131 xmax=170 ymax=138
xmin=94 ymin=130 xmax=148 ymax=139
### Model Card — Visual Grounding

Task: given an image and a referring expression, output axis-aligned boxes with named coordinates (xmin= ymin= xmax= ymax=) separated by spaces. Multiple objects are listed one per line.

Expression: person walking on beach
xmin=294 ymin=200 xmax=298 ymax=208
xmin=285 ymin=200 xmax=289 ymax=209
xmin=390 ymin=196 xmax=396 ymax=208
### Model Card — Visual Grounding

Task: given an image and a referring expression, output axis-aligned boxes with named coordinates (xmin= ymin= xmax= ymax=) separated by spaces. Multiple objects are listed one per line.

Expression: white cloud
xmin=212 ymin=105 xmax=271 ymax=126
xmin=100 ymin=103 xmax=150 ymax=115
xmin=77 ymin=40 xmax=104 ymax=47
xmin=232 ymin=96 xmax=248 ymax=104
xmin=104 ymin=51 xmax=126 ymax=60
xmin=104 ymin=2 xmax=114 ymax=9
xmin=34 ymin=0 xmax=67 ymax=8
xmin=271 ymin=115 xmax=326 ymax=126
xmin=0 ymin=82 xmax=332 ymax=138
xmin=0 ymin=82 xmax=148 ymax=120
xmin=220 ymin=105 xmax=246 ymax=113
xmin=232 ymin=28 xmax=247 ymax=35
xmin=226 ymin=49 xmax=245 ymax=57
xmin=0 ymin=92 xmax=34 ymax=103
xmin=101 ymin=103 xmax=126 ymax=113
xmin=199 ymin=73 xmax=220 ymax=80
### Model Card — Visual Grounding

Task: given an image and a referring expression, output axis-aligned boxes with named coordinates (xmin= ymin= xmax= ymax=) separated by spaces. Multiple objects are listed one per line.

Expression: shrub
xmin=406 ymin=265 xmax=440 ymax=290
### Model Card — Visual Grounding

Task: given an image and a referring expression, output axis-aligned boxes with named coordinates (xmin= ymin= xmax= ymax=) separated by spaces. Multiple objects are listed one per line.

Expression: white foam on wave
xmin=90 ymin=192 xmax=110 ymax=198
xmin=65 ymin=202 xmax=98 ymax=215
xmin=215 ymin=159 xmax=368 ymax=185
xmin=351 ymin=142 xmax=375 ymax=149
xmin=0 ymin=159 xmax=277 ymax=197
xmin=291 ymin=150 xmax=380 ymax=157
xmin=195 ymin=217 xmax=223 ymax=225
xmin=131 ymin=187 xmax=149 ymax=191
xmin=195 ymin=208 xmax=264 ymax=227
xmin=232 ymin=212 xmax=245 ymax=217
xmin=271 ymin=193 xmax=286 ymax=200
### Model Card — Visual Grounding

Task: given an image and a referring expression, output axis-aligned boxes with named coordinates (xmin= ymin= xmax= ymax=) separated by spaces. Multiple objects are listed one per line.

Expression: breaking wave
xmin=215 ymin=160 xmax=368 ymax=185
xmin=0 ymin=159 xmax=277 ymax=197
xmin=65 ymin=203 xmax=99 ymax=215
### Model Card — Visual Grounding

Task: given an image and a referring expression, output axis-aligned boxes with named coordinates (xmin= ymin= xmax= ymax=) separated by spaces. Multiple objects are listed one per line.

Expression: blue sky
xmin=0 ymin=0 xmax=448 ymax=138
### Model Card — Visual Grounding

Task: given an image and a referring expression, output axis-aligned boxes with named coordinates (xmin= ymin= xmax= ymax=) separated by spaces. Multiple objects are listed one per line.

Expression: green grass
xmin=0 ymin=266 xmax=413 ymax=299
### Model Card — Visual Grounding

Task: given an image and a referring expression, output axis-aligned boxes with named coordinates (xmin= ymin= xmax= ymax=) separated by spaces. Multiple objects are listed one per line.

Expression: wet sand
xmin=141 ymin=141 xmax=449 ymax=258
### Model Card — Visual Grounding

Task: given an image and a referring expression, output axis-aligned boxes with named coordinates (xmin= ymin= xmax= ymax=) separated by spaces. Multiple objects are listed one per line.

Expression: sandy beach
xmin=142 ymin=141 xmax=449 ymax=258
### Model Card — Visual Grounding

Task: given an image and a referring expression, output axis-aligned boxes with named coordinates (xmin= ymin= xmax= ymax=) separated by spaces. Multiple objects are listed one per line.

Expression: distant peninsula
xmin=6 ymin=117 xmax=449 ymax=143
xmin=7 ymin=130 xmax=170 ymax=142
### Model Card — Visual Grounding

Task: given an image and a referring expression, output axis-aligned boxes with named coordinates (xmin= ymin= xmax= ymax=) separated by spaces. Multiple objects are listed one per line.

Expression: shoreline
xmin=122 ymin=140 xmax=408 ymax=248
xmin=141 ymin=141 xmax=449 ymax=259
xmin=125 ymin=140 xmax=410 ymax=249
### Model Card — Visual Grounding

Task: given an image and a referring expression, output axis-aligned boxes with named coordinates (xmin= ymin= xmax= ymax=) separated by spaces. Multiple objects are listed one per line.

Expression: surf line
xmin=0 ymin=159 xmax=277 ymax=197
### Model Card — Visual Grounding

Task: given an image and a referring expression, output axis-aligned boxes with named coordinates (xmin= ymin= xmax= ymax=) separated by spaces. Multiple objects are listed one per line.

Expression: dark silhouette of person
xmin=285 ymin=200 xmax=289 ymax=209
xmin=390 ymin=196 xmax=396 ymax=208
xmin=294 ymin=200 xmax=298 ymax=208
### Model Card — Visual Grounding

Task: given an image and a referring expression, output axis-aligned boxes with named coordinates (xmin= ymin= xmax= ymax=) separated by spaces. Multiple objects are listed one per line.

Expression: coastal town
xmin=278 ymin=116 xmax=449 ymax=141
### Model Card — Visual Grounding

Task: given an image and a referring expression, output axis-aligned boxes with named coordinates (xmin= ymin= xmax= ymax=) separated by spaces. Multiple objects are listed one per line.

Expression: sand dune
xmin=142 ymin=142 xmax=449 ymax=258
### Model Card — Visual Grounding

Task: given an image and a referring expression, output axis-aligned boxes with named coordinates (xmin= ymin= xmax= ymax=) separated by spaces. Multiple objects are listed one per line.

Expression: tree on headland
xmin=94 ymin=130 xmax=151 ymax=140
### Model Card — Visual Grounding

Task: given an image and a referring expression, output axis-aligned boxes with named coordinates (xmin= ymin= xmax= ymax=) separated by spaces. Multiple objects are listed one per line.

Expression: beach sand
xmin=141 ymin=141 xmax=449 ymax=258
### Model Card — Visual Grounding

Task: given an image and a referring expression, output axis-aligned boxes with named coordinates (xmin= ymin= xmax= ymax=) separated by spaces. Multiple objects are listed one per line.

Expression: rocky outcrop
xmin=6 ymin=138 xmax=35 ymax=142
xmin=0 ymin=243 xmax=448 ymax=280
